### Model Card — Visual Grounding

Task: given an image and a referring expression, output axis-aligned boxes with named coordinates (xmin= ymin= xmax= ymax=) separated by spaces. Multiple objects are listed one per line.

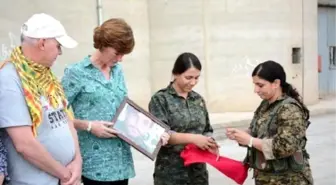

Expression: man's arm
xmin=6 ymin=126 xmax=71 ymax=181
xmin=0 ymin=68 xmax=71 ymax=181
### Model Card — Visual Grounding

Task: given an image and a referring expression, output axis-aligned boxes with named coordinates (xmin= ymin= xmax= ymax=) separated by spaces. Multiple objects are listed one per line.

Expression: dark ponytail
xmin=282 ymin=82 xmax=310 ymax=120
xmin=252 ymin=60 xmax=310 ymax=120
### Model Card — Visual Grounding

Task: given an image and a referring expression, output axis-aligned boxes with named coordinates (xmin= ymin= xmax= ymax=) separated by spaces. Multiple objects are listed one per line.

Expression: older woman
xmin=61 ymin=18 xmax=169 ymax=185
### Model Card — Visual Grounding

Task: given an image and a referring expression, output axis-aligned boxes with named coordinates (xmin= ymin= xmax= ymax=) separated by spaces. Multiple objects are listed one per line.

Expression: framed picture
xmin=112 ymin=97 xmax=170 ymax=161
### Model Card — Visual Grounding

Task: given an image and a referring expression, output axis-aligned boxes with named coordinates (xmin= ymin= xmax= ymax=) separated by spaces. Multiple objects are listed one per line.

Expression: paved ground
xmin=129 ymin=114 xmax=336 ymax=185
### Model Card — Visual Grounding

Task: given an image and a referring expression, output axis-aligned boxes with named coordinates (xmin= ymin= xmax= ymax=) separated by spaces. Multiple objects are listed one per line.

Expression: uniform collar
xmin=272 ymin=94 xmax=288 ymax=104
xmin=265 ymin=94 xmax=289 ymax=108
xmin=167 ymin=82 xmax=198 ymax=99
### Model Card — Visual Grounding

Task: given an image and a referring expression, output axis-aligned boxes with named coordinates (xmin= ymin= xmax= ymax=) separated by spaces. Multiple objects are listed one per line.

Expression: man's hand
xmin=90 ymin=121 xmax=118 ymax=138
xmin=61 ymin=158 xmax=82 ymax=185
xmin=59 ymin=169 xmax=72 ymax=184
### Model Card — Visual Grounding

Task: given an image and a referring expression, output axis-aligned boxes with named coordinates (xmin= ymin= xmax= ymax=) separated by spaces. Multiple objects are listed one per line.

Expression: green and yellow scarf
xmin=7 ymin=47 xmax=74 ymax=136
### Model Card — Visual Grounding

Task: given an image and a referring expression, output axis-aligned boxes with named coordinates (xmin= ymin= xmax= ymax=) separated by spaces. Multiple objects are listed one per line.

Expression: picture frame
xmin=111 ymin=97 xmax=170 ymax=161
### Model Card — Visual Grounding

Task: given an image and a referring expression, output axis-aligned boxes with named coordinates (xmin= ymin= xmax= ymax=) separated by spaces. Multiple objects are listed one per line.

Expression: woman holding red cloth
xmin=148 ymin=52 xmax=219 ymax=185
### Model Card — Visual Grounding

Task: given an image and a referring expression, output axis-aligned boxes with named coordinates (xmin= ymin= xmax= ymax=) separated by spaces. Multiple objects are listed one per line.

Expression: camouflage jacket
xmin=148 ymin=83 xmax=213 ymax=184
xmin=249 ymin=96 xmax=313 ymax=185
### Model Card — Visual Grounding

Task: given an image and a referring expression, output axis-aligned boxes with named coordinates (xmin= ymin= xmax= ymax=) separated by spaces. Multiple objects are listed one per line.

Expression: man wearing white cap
xmin=0 ymin=13 xmax=82 ymax=185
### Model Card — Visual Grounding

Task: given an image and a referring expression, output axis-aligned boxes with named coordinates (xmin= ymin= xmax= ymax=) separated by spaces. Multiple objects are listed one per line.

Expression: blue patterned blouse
xmin=61 ymin=56 xmax=135 ymax=181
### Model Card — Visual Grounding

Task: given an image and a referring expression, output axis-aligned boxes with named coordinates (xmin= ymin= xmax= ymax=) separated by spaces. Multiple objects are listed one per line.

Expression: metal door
xmin=318 ymin=7 xmax=336 ymax=98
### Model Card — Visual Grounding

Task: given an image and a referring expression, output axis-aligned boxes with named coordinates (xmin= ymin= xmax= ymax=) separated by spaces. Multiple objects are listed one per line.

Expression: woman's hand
xmin=160 ymin=132 xmax=170 ymax=146
xmin=207 ymin=144 xmax=220 ymax=160
xmin=226 ymin=128 xmax=252 ymax=146
xmin=192 ymin=135 xmax=219 ymax=150
xmin=225 ymin=128 xmax=236 ymax=140
xmin=90 ymin=121 xmax=119 ymax=138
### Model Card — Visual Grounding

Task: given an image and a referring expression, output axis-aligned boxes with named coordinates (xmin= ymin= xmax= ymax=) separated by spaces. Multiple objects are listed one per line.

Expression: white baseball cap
xmin=21 ymin=13 xmax=78 ymax=48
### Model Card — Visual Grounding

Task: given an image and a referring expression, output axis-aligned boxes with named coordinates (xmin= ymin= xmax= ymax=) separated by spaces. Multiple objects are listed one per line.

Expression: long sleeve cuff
xmin=261 ymin=138 xmax=275 ymax=160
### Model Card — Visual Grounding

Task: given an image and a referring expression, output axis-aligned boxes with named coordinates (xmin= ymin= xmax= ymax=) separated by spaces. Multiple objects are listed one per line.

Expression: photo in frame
xmin=112 ymin=97 xmax=170 ymax=161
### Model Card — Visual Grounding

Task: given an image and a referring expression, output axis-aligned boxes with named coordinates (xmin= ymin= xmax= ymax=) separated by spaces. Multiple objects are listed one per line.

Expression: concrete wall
xmin=0 ymin=0 xmax=319 ymax=112
xmin=0 ymin=0 xmax=97 ymax=73
xmin=148 ymin=0 xmax=319 ymax=111
xmin=101 ymin=0 xmax=152 ymax=108
xmin=303 ymin=0 xmax=319 ymax=103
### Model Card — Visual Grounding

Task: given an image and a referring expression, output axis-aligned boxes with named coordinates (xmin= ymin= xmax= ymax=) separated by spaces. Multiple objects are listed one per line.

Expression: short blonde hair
xmin=93 ymin=18 xmax=135 ymax=54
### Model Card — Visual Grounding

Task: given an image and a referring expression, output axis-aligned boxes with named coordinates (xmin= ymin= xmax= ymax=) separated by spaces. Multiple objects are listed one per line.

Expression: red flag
xmin=180 ymin=144 xmax=248 ymax=185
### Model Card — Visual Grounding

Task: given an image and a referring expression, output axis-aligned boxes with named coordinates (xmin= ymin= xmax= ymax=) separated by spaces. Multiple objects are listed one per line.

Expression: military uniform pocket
xmin=271 ymin=158 xmax=289 ymax=172
xmin=288 ymin=151 xmax=305 ymax=172
xmin=255 ymin=150 xmax=268 ymax=170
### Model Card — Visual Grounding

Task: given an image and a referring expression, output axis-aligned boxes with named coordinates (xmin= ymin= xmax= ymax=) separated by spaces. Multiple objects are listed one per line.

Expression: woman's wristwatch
xmin=87 ymin=121 xmax=92 ymax=132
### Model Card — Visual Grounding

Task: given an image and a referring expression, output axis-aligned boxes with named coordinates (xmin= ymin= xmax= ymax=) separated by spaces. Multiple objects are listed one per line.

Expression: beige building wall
xmin=148 ymin=0 xmax=319 ymax=112
xmin=0 ymin=0 xmax=319 ymax=112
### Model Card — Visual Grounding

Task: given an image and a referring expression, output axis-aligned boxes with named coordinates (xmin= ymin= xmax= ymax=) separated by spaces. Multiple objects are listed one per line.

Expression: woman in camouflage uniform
xmin=226 ymin=60 xmax=313 ymax=185
xmin=148 ymin=52 xmax=219 ymax=185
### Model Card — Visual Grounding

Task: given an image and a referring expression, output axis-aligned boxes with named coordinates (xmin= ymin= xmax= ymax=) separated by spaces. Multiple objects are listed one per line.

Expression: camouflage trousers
xmin=254 ymin=170 xmax=313 ymax=185
xmin=153 ymin=163 xmax=209 ymax=185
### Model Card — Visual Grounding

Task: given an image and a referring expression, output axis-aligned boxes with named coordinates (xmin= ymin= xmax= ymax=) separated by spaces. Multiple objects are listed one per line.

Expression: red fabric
xmin=180 ymin=144 xmax=248 ymax=185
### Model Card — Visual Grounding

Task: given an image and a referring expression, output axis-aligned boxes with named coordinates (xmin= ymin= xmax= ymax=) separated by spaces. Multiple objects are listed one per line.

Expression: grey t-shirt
xmin=0 ymin=62 xmax=76 ymax=185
